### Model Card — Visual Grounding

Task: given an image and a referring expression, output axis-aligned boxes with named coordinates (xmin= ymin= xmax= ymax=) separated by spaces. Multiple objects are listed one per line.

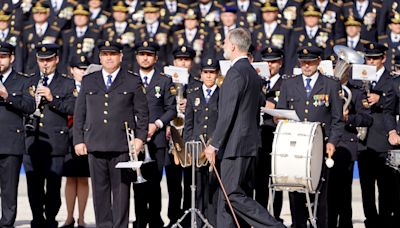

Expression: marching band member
xmin=183 ymin=58 xmax=220 ymax=226
xmin=133 ymin=40 xmax=176 ymax=228
xmin=24 ymin=43 xmax=76 ymax=228
xmin=0 ymin=42 xmax=35 ymax=228
xmin=277 ymin=46 xmax=344 ymax=228
xmin=73 ymin=41 xmax=148 ymax=228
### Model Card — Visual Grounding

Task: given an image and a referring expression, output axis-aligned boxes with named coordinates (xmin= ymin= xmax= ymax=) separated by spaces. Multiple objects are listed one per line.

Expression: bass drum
xmin=271 ymin=121 xmax=323 ymax=193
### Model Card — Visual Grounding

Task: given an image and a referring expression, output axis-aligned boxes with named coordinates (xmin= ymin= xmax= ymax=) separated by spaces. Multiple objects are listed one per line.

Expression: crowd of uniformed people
xmin=1 ymin=0 xmax=400 ymax=228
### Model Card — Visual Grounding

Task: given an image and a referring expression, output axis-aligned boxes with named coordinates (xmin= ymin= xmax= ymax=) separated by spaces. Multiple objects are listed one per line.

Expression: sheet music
xmin=261 ymin=107 xmax=300 ymax=121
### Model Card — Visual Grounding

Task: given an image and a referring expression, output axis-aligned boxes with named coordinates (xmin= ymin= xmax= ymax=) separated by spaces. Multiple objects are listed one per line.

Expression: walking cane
xmin=199 ymin=136 xmax=241 ymax=228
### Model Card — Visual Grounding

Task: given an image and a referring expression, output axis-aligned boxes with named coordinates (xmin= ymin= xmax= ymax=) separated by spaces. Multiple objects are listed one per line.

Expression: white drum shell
xmin=387 ymin=150 xmax=400 ymax=171
xmin=271 ymin=121 xmax=324 ymax=193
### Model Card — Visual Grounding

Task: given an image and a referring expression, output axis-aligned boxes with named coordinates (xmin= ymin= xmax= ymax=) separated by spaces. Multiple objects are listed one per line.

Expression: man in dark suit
xmin=277 ymin=46 xmax=345 ymax=228
xmin=20 ymin=1 xmax=61 ymax=74
xmin=132 ymin=41 xmax=176 ymax=228
xmin=357 ymin=42 xmax=397 ymax=228
xmin=88 ymin=0 xmax=111 ymax=29
xmin=183 ymin=58 xmax=220 ymax=226
xmin=335 ymin=15 xmax=369 ymax=52
xmin=24 ymin=43 xmax=76 ymax=228
xmin=203 ymin=28 xmax=285 ymax=228
xmin=311 ymin=0 xmax=345 ymax=40
xmin=257 ymin=46 xmax=285 ymax=222
xmin=0 ymin=42 xmax=35 ymax=228
xmin=73 ymin=41 xmax=148 ymax=228
xmin=378 ymin=13 xmax=400 ymax=72
xmin=193 ymin=0 xmax=222 ymax=29
xmin=225 ymin=0 xmax=262 ymax=30
xmin=327 ymin=68 xmax=373 ymax=228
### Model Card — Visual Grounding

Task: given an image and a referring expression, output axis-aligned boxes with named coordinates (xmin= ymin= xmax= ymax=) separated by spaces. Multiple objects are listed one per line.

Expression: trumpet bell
xmin=135 ymin=175 xmax=147 ymax=184
xmin=333 ymin=45 xmax=364 ymax=65
xmin=170 ymin=126 xmax=192 ymax=167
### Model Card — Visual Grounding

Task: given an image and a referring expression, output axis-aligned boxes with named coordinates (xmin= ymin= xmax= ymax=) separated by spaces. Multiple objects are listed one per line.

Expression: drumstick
xmin=325 ymin=153 xmax=335 ymax=168
xmin=199 ymin=135 xmax=241 ymax=228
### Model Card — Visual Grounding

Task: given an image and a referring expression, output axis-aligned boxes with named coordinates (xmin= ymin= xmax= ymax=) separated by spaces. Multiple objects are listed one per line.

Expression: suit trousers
xmin=165 ymin=158 xmax=183 ymax=225
xmin=0 ymin=155 xmax=22 ymax=228
xmin=217 ymin=156 xmax=285 ymax=228
xmin=133 ymin=146 xmax=166 ymax=228
xmin=88 ymin=152 xmax=131 ymax=228
xmin=358 ymin=149 xmax=396 ymax=228
xmin=23 ymin=154 xmax=64 ymax=228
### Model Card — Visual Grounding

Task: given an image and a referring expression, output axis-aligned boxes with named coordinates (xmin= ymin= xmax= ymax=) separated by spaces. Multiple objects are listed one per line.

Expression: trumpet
xmin=124 ymin=122 xmax=146 ymax=184
xmin=170 ymin=83 xmax=185 ymax=130
xmin=142 ymin=141 xmax=155 ymax=164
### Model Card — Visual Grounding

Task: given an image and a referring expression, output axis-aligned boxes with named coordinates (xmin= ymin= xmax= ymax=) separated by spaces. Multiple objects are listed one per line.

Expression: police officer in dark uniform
xmin=309 ymin=0 xmax=345 ymax=39
xmin=341 ymin=0 xmax=383 ymax=42
xmin=88 ymin=0 xmax=111 ymax=29
xmin=327 ymin=66 xmax=373 ymax=228
xmin=24 ymin=43 xmax=76 ymax=228
xmin=378 ymin=12 xmax=400 ymax=72
xmin=335 ymin=15 xmax=369 ymax=52
xmin=133 ymin=40 xmax=176 ymax=228
xmin=193 ymin=0 xmax=222 ymax=29
xmin=252 ymin=2 xmax=290 ymax=70
xmin=102 ymin=1 xmax=136 ymax=71
xmin=0 ymin=0 xmax=27 ymax=32
xmin=226 ymin=0 xmax=262 ymax=30
xmin=287 ymin=4 xmax=334 ymax=72
xmin=0 ymin=9 xmax=22 ymax=72
xmin=380 ymin=0 xmax=400 ymax=35
xmin=275 ymin=0 xmax=304 ymax=29
xmin=159 ymin=0 xmax=188 ymax=32
xmin=73 ymin=41 xmax=148 ymax=228
xmin=358 ymin=42 xmax=397 ymax=228
xmin=0 ymin=42 xmax=35 ymax=228
xmin=257 ymin=46 xmax=285 ymax=222
xmin=61 ymin=4 xmax=99 ymax=73
xmin=277 ymin=46 xmax=345 ymax=228
xmin=183 ymin=58 xmax=220 ymax=226
xmin=208 ymin=5 xmax=238 ymax=61
xmin=20 ymin=1 xmax=61 ymax=74
xmin=48 ymin=0 xmax=77 ymax=31
xmin=134 ymin=2 xmax=171 ymax=68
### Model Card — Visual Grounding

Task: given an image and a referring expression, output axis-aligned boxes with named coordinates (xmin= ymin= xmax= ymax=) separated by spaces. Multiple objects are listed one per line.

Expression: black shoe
xmin=77 ymin=226 xmax=86 ymax=228
xmin=59 ymin=219 xmax=74 ymax=228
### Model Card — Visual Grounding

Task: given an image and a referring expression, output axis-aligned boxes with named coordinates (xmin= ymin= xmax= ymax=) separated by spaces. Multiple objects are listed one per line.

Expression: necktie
xmin=305 ymin=78 xmax=312 ymax=98
xmin=42 ymin=76 xmax=49 ymax=87
xmin=266 ymin=80 xmax=271 ymax=93
xmin=350 ymin=40 xmax=354 ymax=49
xmin=170 ymin=2 xmax=176 ymax=13
xmin=53 ymin=0 xmax=58 ymax=12
xmin=358 ymin=4 xmax=363 ymax=17
xmin=309 ymin=29 xmax=313 ymax=38
xmin=240 ymin=4 xmax=245 ymax=12
xmin=371 ymin=80 xmax=377 ymax=89
xmin=106 ymin=75 xmax=112 ymax=90
xmin=143 ymin=76 xmax=149 ymax=87
xmin=38 ymin=27 xmax=43 ymax=37
xmin=0 ymin=31 xmax=4 ymax=41
xmin=206 ymin=88 xmax=212 ymax=103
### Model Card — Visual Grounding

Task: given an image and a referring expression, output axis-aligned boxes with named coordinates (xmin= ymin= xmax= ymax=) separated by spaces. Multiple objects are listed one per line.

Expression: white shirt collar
xmin=128 ymin=0 xmax=138 ymax=14
xmin=375 ymin=66 xmax=385 ymax=82
xmin=102 ymin=68 xmax=121 ymax=86
xmin=306 ymin=25 xmax=318 ymax=38
xmin=139 ymin=69 xmax=155 ymax=84
xmin=115 ymin=21 xmax=127 ymax=29
xmin=1 ymin=67 xmax=12 ymax=83
xmin=35 ymin=22 xmax=49 ymax=35
xmin=0 ymin=28 xmax=9 ymax=39
xmin=224 ymin=25 xmax=236 ymax=36
xmin=202 ymin=84 xmax=217 ymax=98
xmin=76 ymin=26 xmax=88 ymax=35
xmin=356 ymin=0 xmax=369 ymax=17
xmin=90 ymin=7 xmax=101 ymax=19
xmin=302 ymin=71 xmax=319 ymax=88
xmin=147 ymin=21 xmax=159 ymax=31
xmin=268 ymin=73 xmax=280 ymax=89
xmin=316 ymin=0 xmax=329 ymax=13
xmin=277 ymin=0 xmax=288 ymax=10
xmin=391 ymin=32 xmax=400 ymax=43
xmin=42 ymin=72 xmax=55 ymax=85
xmin=264 ymin=21 xmax=278 ymax=37
xmin=75 ymin=80 xmax=81 ymax=92
xmin=12 ymin=0 xmax=19 ymax=4
xmin=200 ymin=2 xmax=213 ymax=14
xmin=231 ymin=55 xmax=248 ymax=66
xmin=237 ymin=0 xmax=250 ymax=12
xmin=347 ymin=33 xmax=360 ymax=48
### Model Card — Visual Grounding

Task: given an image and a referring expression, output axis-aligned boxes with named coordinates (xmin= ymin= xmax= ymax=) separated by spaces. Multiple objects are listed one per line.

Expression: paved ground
xmin=13 ymin=175 xmax=367 ymax=228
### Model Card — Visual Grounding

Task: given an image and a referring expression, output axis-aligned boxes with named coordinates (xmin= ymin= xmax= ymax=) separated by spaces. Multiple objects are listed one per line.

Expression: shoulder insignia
xmin=226 ymin=2 xmax=235 ymax=6
xmin=254 ymin=24 xmax=262 ymax=30
xmin=17 ymin=72 xmax=29 ymax=77
xmin=372 ymin=2 xmax=382 ymax=8
xmin=11 ymin=30 xmax=20 ymax=35
xmin=378 ymin=35 xmax=388 ymax=40
xmin=254 ymin=2 xmax=261 ymax=7
xmin=282 ymin=75 xmax=297 ymax=80
xmin=175 ymin=29 xmax=184 ymax=34
xmin=24 ymin=24 xmax=34 ymax=30
xmin=343 ymin=2 xmax=353 ymax=7
xmin=103 ymin=11 xmax=111 ymax=17
xmin=281 ymin=24 xmax=291 ymax=30
xmin=294 ymin=0 xmax=303 ymax=3
xmin=178 ymin=3 xmax=189 ymax=8
xmin=129 ymin=24 xmax=136 ymax=29
xmin=160 ymin=23 xmax=170 ymax=29
xmin=51 ymin=25 xmax=61 ymax=32
xmin=360 ymin=39 xmax=369 ymax=44
xmin=294 ymin=27 xmax=303 ymax=32
xmin=336 ymin=38 xmax=346 ymax=43
xmin=324 ymin=74 xmax=339 ymax=81
xmin=189 ymin=2 xmax=199 ymax=7
xmin=103 ymin=23 xmax=113 ymax=28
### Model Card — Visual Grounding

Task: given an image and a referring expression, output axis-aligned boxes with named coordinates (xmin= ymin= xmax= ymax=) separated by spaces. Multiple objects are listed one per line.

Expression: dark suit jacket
xmin=143 ymin=70 xmax=177 ymax=148
xmin=25 ymin=72 xmax=76 ymax=156
xmin=277 ymin=74 xmax=344 ymax=146
xmin=184 ymin=85 xmax=219 ymax=143
xmin=210 ymin=58 xmax=262 ymax=158
xmin=378 ymin=34 xmax=400 ymax=72
xmin=0 ymin=70 xmax=35 ymax=155
xmin=73 ymin=68 xmax=149 ymax=152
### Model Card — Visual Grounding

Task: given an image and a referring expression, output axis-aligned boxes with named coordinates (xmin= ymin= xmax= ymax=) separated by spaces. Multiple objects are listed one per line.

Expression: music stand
xmin=172 ymin=141 xmax=213 ymax=228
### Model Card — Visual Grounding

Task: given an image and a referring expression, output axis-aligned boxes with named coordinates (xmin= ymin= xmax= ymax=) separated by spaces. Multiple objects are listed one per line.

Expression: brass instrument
xmin=216 ymin=75 xmax=224 ymax=88
xmin=170 ymin=126 xmax=191 ymax=167
xmin=124 ymin=122 xmax=146 ymax=184
xmin=333 ymin=45 xmax=367 ymax=140
xmin=142 ymin=141 xmax=155 ymax=164
xmin=170 ymin=83 xmax=185 ymax=130
xmin=197 ymin=135 xmax=209 ymax=167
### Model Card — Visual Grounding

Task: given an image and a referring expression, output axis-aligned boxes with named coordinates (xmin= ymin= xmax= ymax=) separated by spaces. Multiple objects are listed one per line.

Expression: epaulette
xmin=63 ymin=28 xmax=72 ymax=34
xmin=372 ymin=2 xmax=382 ymax=8
xmin=91 ymin=28 xmax=100 ymax=33
xmin=160 ymin=23 xmax=170 ymax=29
xmin=67 ymin=0 xmax=77 ymax=4
xmin=324 ymin=74 xmax=339 ymax=81
xmin=360 ymin=39 xmax=369 ymax=44
xmin=178 ymin=3 xmax=189 ymax=9
xmin=189 ymin=2 xmax=199 ymax=7
xmin=330 ymin=0 xmax=341 ymax=7
xmin=226 ymin=2 xmax=235 ymax=6
xmin=282 ymin=74 xmax=297 ymax=80
xmin=51 ymin=25 xmax=60 ymax=32
xmin=129 ymin=24 xmax=137 ymax=29
xmin=214 ymin=1 xmax=223 ymax=8
xmin=103 ymin=11 xmax=111 ymax=17
xmin=321 ymin=28 xmax=331 ymax=33
xmin=187 ymin=86 xmax=200 ymax=94
xmin=294 ymin=27 xmax=303 ymax=32
xmin=29 ymin=73 xmax=36 ymax=77
xmin=11 ymin=30 xmax=20 ymax=35
xmin=174 ymin=29 xmax=184 ymax=34
xmin=336 ymin=38 xmax=346 ymax=44
xmin=24 ymin=24 xmax=34 ymax=30
xmin=103 ymin=23 xmax=113 ymax=28
xmin=378 ymin=35 xmax=388 ymax=40
xmin=254 ymin=2 xmax=261 ymax=7
xmin=254 ymin=24 xmax=262 ymax=30
xmin=343 ymin=2 xmax=353 ymax=7
xmin=294 ymin=0 xmax=303 ymax=3
xmin=17 ymin=72 xmax=29 ymax=77
xmin=281 ymin=24 xmax=291 ymax=30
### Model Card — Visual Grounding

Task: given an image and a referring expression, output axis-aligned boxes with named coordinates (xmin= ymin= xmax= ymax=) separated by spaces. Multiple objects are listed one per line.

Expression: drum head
xmin=309 ymin=124 xmax=323 ymax=192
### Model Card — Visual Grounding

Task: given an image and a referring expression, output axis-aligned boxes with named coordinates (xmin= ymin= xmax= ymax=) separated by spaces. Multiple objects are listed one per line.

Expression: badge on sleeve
xmin=73 ymin=89 xmax=78 ymax=97
xmin=195 ymin=97 xmax=200 ymax=106
xmin=29 ymin=85 xmax=36 ymax=97
xmin=170 ymin=86 xmax=177 ymax=96
xmin=155 ymin=86 xmax=161 ymax=98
